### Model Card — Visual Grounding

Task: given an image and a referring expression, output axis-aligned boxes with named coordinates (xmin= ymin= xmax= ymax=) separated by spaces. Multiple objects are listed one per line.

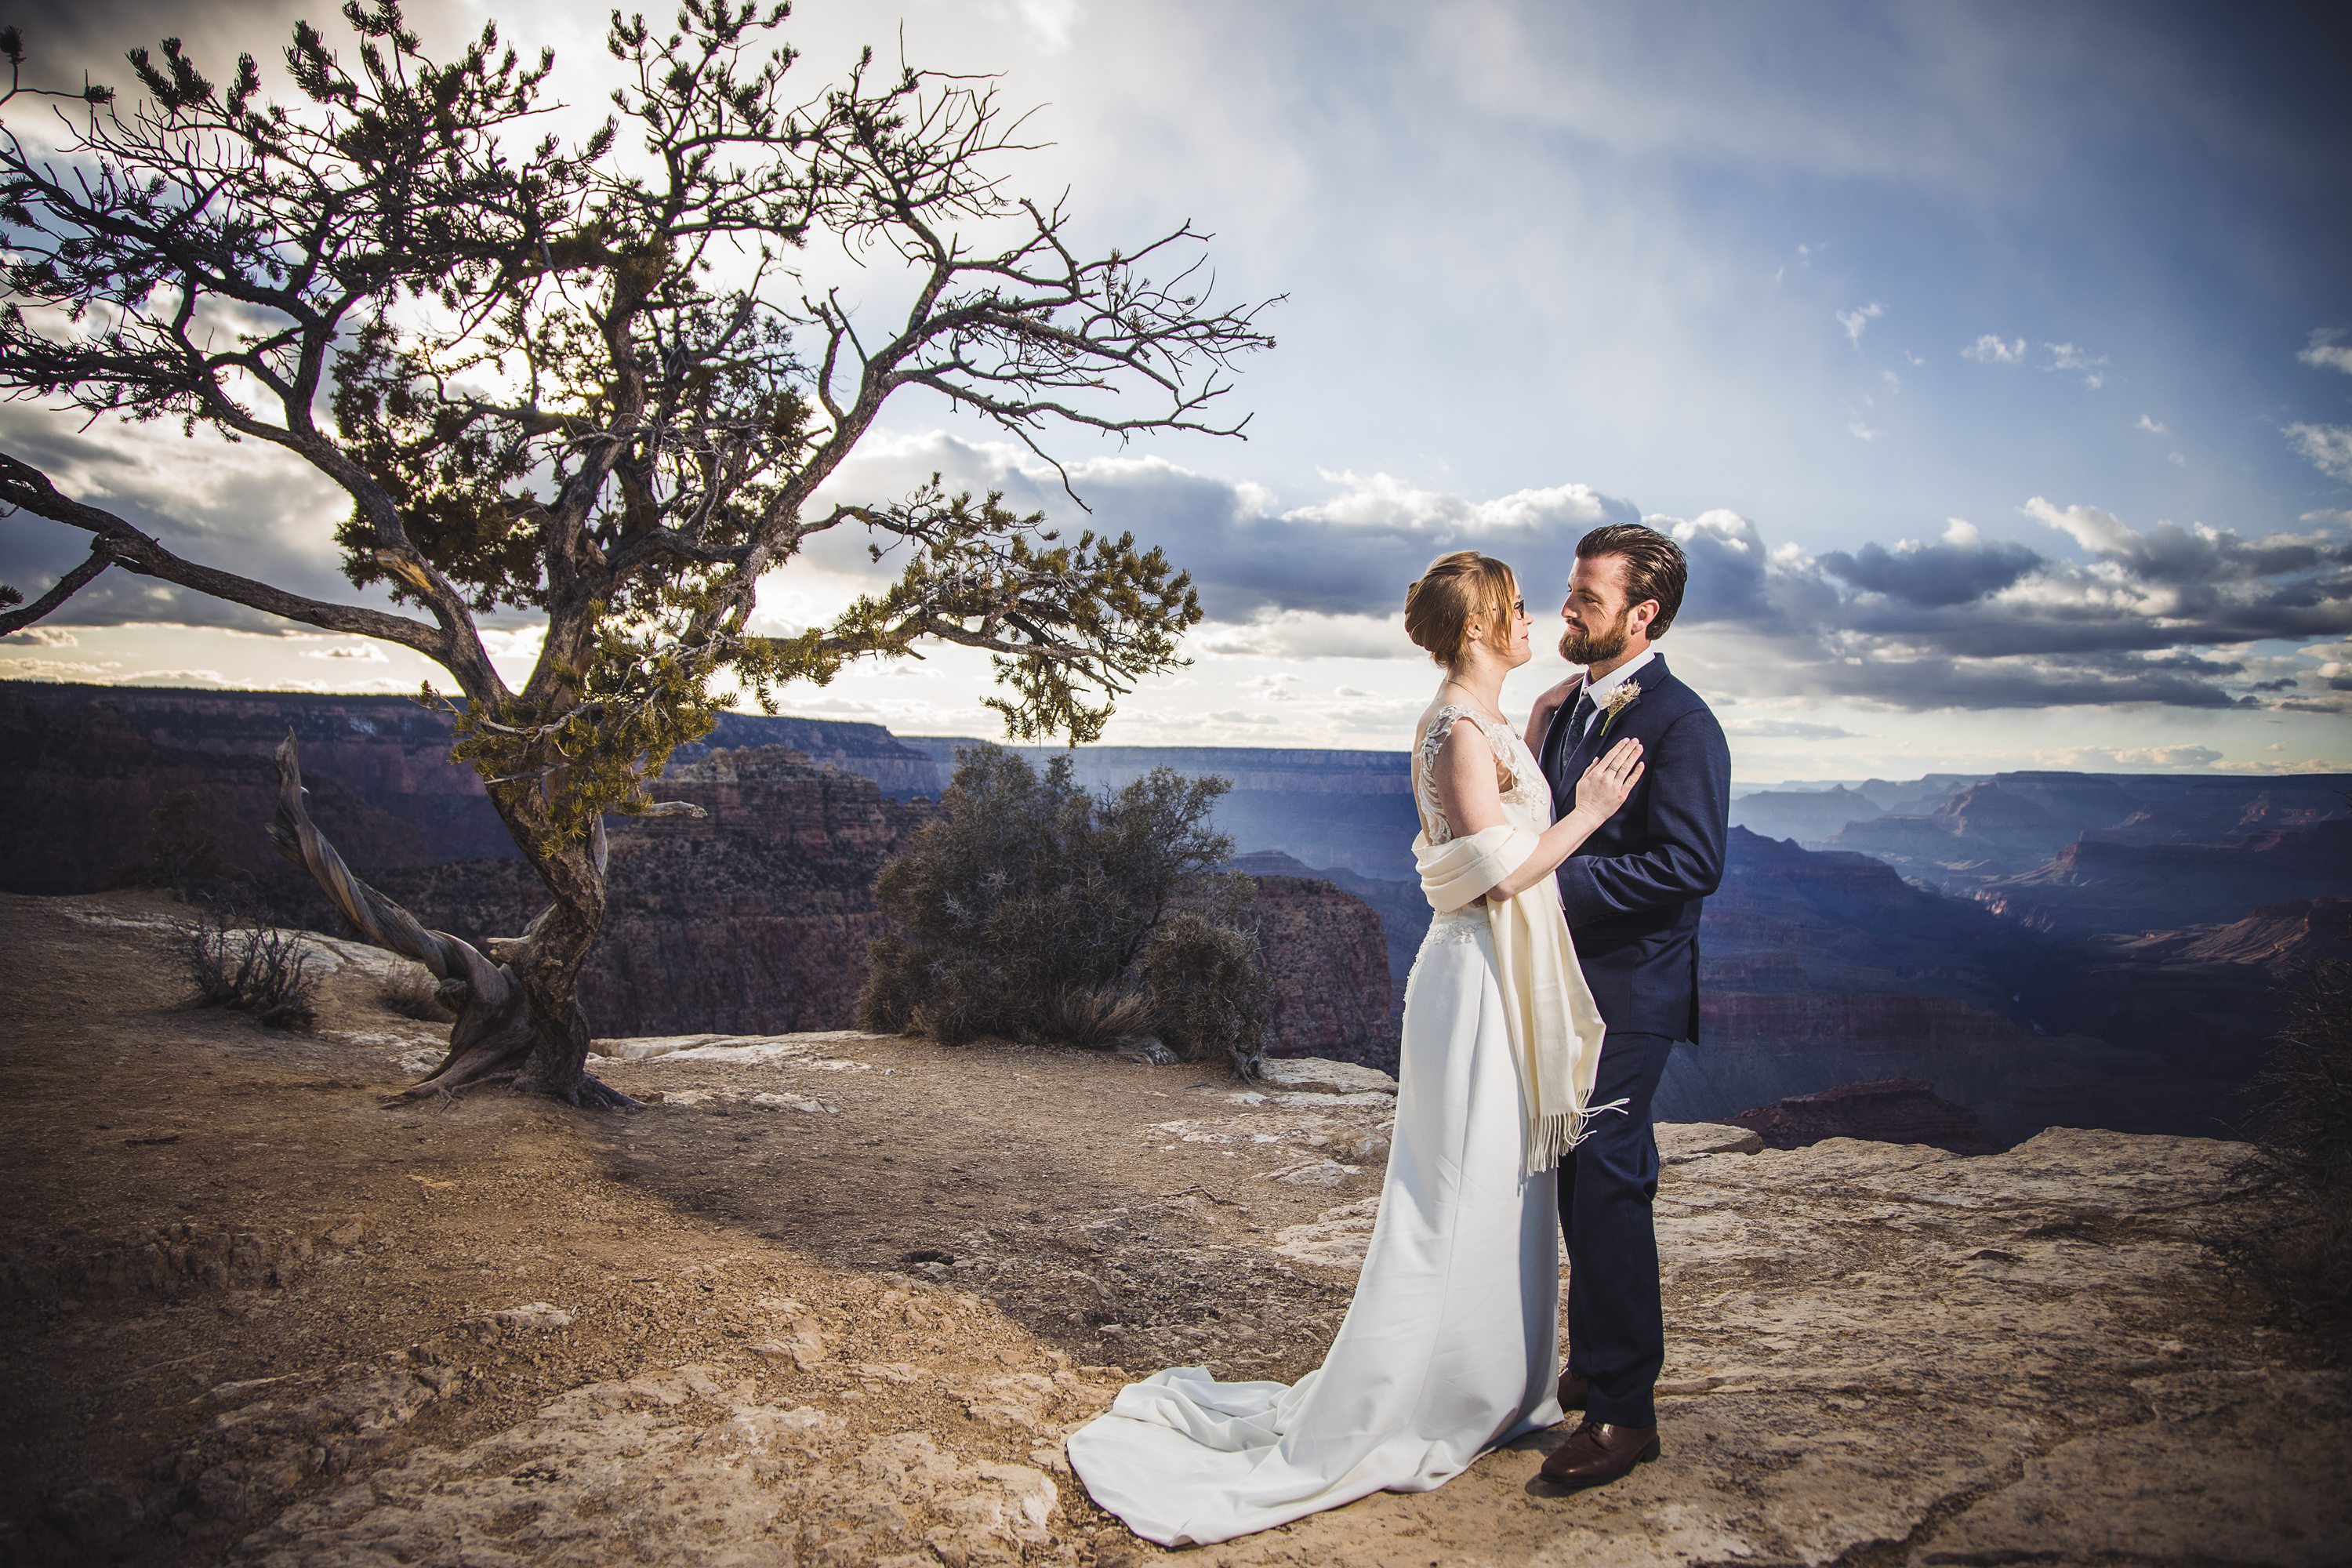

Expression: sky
xmin=4 ymin=0 xmax=2350 ymax=781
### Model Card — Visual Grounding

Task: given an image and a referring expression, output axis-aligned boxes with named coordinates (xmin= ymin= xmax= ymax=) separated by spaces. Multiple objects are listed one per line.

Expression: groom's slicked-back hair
xmin=1576 ymin=524 xmax=1688 ymax=638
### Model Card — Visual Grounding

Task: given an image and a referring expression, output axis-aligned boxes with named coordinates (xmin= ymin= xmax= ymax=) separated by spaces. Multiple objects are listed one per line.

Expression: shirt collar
xmin=1582 ymin=647 xmax=1655 ymax=707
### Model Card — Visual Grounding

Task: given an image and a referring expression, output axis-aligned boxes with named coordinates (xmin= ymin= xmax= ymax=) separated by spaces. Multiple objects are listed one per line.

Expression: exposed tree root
xmin=268 ymin=731 xmax=631 ymax=1110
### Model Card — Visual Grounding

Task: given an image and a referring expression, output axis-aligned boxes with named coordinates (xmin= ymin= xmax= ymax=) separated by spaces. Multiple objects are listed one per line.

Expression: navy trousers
xmin=1558 ymin=1029 xmax=1675 ymax=1428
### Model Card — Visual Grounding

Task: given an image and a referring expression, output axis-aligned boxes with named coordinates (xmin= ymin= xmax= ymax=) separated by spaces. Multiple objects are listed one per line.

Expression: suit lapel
xmin=1563 ymin=655 xmax=1670 ymax=772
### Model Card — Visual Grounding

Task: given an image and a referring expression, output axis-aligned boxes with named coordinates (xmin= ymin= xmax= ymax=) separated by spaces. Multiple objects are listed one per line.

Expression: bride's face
xmin=1491 ymin=586 xmax=1535 ymax=668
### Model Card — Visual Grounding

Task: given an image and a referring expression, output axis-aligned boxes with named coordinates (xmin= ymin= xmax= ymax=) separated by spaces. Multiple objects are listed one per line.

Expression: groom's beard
xmin=1559 ymin=609 xmax=1632 ymax=666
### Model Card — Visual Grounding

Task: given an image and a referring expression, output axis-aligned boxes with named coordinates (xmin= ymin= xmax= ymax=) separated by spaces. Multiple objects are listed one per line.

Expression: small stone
xmin=1269 ymin=1160 xmax=1357 ymax=1188
xmin=482 ymin=1302 xmax=574 ymax=1330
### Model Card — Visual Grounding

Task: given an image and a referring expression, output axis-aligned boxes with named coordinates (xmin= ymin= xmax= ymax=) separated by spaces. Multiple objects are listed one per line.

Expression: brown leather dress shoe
xmin=1556 ymin=1368 xmax=1589 ymax=1410
xmin=1539 ymin=1416 xmax=1660 ymax=1490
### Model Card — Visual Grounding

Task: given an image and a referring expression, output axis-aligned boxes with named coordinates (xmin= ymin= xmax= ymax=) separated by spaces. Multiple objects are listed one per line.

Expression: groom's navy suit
xmin=1538 ymin=653 xmax=1730 ymax=1429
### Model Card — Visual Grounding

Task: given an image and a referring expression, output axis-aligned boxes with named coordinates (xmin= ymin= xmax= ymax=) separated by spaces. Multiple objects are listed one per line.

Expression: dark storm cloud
xmin=1818 ymin=536 xmax=2045 ymax=606
xmin=801 ymin=436 xmax=1640 ymax=623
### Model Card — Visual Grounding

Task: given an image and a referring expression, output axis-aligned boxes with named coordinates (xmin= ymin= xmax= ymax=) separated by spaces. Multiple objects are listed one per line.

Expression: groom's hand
xmin=1525 ymin=674 xmax=1583 ymax=753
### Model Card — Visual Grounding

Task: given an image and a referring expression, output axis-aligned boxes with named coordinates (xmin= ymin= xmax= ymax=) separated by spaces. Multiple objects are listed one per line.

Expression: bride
xmin=1067 ymin=550 xmax=1645 ymax=1546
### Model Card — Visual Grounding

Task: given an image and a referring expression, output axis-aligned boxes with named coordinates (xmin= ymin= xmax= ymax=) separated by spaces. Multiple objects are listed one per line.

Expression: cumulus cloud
xmin=2045 ymin=342 xmax=2107 ymax=387
xmin=1962 ymin=334 xmax=2026 ymax=365
xmin=2299 ymin=328 xmax=2352 ymax=377
xmin=0 ymin=656 xmax=124 ymax=681
xmin=302 ymin=641 xmax=390 ymax=662
xmin=1630 ymin=495 xmax=2347 ymax=711
xmin=2136 ymin=414 xmax=2169 ymax=435
xmin=2285 ymin=422 xmax=2352 ymax=484
xmin=797 ymin=434 xmax=1639 ymax=623
xmin=1835 ymin=303 xmax=1885 ymax=344
xmin=1846 ymin=419 xmax=1882 ymax=441
xmin=19 ymin=407 xmax=2352 ymax=718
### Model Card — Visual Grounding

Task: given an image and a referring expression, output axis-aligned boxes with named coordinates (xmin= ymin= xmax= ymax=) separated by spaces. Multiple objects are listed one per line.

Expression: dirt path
xmin=2 ymin=891 xmax=2344 ymax=1567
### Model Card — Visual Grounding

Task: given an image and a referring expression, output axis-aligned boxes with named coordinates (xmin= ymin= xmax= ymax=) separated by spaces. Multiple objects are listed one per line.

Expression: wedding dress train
xmin=1065 ymin=707 xmax=1568 ymax=1546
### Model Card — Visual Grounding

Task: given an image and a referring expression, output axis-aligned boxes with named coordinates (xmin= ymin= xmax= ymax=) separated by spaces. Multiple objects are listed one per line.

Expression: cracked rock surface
xmin=3 ymin=891 xmax=2343 ymax=1567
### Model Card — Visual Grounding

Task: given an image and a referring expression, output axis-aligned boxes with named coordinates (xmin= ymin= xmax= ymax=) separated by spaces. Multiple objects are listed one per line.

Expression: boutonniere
xmin=1596 ymin=681 xmax=1642 ymax=739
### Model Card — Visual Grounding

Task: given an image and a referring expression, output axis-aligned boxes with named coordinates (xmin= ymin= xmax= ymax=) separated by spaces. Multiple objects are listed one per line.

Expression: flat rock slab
xmin=1255 ymin=1056 xmax=1399 ymax=1096
xmin=1195 ymin=1127 xmax=2351 ymax=1568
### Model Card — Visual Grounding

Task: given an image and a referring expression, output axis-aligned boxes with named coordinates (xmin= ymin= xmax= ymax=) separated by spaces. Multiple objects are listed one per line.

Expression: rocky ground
xmin=2 ymin=890 xmax=2345 ymax=1567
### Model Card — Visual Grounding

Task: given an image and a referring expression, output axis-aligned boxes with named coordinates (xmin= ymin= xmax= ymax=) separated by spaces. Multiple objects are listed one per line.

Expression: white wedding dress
xmin=1065 ymin=705 xmax=1564 ymax=1546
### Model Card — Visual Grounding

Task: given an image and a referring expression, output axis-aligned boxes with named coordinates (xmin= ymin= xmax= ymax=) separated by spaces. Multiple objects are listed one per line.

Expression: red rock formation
xmin=1247 ymin=875 xmax=1397 ymax=1070
xmin=1730 ymin=1078 xmax=2000 ymax=1154
xmin=1977 ymin=821 xmax=2352 ymax=935
xmin=377 ymin=750 xmax=1399 ymax=1052
xmin=378 ymin=748 xmax=932 ymax=1036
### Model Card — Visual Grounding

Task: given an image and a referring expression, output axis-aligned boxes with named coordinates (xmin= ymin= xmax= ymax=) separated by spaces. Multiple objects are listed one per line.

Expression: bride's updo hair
xmin=1405 ymin=551 xmax=1518 ymax=670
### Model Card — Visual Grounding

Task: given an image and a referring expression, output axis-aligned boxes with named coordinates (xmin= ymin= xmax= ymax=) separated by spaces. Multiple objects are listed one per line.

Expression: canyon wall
xmin=1247 ymin=875 xmax=1399 ymax=1070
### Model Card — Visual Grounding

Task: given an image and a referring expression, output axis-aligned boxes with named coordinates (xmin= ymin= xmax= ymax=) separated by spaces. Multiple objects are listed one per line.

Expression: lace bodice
xmin=1412 ymin=703 xmax=1553 ymax=847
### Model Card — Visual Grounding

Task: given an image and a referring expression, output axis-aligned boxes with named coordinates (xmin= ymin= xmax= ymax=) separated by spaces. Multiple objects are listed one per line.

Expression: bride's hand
xmin=1573 ymin=737 xmax=1644 ymax=822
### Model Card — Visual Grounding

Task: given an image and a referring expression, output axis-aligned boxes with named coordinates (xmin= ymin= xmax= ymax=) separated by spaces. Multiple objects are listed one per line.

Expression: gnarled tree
xmin=0 ymin=3 xmax=1274 ymax=1104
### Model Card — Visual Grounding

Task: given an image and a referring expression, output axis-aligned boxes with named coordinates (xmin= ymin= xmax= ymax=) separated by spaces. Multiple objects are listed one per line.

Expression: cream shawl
xmin=1414 ymin=825 xmax=1613 ymax=1174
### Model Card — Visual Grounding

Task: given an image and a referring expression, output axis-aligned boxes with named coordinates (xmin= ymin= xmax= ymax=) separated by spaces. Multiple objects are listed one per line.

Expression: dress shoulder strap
xmin=1416 ymin=705 xmax=1517 ymax=844
xmin=1418 ymin=703 xmax=1483 ymax=764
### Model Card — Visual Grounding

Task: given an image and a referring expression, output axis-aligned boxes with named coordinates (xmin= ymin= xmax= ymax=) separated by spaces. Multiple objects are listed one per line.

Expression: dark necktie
xmin=1570 ymin=688 xmax=1600 ymax=746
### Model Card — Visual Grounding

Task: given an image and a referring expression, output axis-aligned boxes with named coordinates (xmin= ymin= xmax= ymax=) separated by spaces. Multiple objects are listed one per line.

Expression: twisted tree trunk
xmin=267 ymin=730 xmax=650 ymax=1108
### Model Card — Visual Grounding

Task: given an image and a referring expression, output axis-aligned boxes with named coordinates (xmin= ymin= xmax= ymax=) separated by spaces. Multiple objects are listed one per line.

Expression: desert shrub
xmin=1144 ymin=913 xmax=1272 ymax=1077
xmin=2220 ymin=956 xmax=2352 ymax=1335
xmin=860 ymin=746 xmax=1267 ymax=1070
xmin=177 ymin=910 xmax=318 ymax=1030
xmin=379 ymin=964 xmax=456 ymax=1022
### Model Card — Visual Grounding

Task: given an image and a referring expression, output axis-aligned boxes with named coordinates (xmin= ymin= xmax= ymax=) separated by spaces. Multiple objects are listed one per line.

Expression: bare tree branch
xmin=0 ymin=452 xmax=454 ymax=657
xmin=0 ymin=540 xmax=109 ymax=633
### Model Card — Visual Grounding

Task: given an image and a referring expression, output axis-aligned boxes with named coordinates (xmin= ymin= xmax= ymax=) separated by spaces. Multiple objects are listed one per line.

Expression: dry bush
xmin=2221 ymin=957 xmax=2352 ymax=1336
xmin=379 ymin=964 xmax=455 ymax=1022
xmin=1143 ymin=913 xmax=1272 ymax=1079
xmin=1039 ymin=984 xmax=1158 ymax=1051
xmin=176 ymin=911 xmax=317 ymax=1030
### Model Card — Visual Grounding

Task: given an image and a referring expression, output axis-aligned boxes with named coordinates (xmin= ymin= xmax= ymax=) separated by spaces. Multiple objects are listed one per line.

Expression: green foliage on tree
xmin=859 ymin=746 xmax=1269 ymax=1075
xmin=0 ymin=3 xmax=1272 ymax=1100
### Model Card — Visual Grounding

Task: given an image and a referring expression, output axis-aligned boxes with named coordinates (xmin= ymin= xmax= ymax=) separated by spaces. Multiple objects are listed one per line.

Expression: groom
xmin=1525 ymin=522 xmax=1730 ymax=1491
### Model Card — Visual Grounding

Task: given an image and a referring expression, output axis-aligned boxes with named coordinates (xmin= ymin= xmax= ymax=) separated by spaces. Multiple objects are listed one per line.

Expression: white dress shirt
xmin=1573 ymin=647 xmax=1656 ymax=740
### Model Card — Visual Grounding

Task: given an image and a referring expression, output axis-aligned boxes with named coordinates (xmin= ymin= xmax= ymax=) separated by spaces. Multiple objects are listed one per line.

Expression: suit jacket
xmin=1537 ymin=654 xmax=1731 ymax=1041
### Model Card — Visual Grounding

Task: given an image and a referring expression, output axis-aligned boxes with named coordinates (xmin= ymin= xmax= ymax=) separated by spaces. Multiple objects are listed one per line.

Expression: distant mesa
xmin=1729 ymin=1077 xmax=2002 ymax=1155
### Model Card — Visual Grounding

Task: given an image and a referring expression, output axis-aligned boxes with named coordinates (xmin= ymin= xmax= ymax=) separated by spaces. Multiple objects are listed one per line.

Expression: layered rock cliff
xmin=0 ymin=688 xmax=434 ymax=909
xmin=1825 ymin=769 xmax=2352 ymax=894
xmin=1976 ymin=818 xmax=2352 ymax=935
xmin=377 ymin=748 xmax=932 ymax=1037
xmin=378 ymin=749 xmax=1396 ymax=1054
